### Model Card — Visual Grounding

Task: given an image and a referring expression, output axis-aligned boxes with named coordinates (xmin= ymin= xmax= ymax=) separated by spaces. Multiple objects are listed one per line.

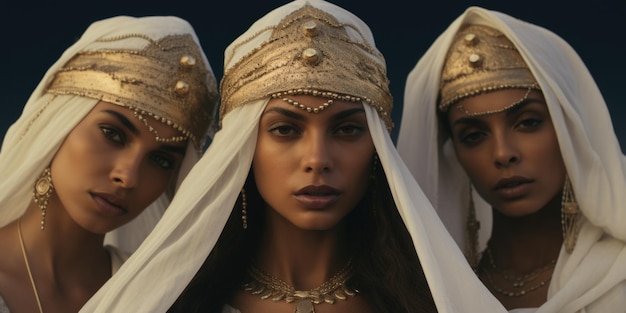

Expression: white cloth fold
xmin=397 ymin=6 xmax=626 ymax=313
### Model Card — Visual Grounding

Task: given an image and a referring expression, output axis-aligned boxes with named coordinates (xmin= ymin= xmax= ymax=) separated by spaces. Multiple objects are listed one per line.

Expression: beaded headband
xmin=439 ymin=24 xmax=540 ymax=112
xmin=220 ymin=5 xmax=393 ymax=129
xmin=47 ymin=33 xmax=218 ymax=149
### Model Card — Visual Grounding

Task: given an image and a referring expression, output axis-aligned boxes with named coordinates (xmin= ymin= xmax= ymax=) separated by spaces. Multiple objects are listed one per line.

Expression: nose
xmin=111 ymin=153 xmax=142 ymax=189
xmin=302 ymin=131 xmax=332 ymax=174
xmin=492 ymin=131 xmax=520 ymax=168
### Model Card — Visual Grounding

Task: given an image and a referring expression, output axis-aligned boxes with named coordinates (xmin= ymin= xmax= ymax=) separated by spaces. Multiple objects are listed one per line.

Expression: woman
xmin=81 ymin=1 xmax=508 ymax=312
xmin=0 ymin=16 xmax=218 ymax=313
xmin=397 ymin=6 xmax=626 ymax=312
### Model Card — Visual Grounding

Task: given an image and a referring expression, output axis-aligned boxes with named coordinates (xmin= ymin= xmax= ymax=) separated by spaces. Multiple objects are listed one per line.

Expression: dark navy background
xmin=2 ymin=1 xmax=625 ymax=148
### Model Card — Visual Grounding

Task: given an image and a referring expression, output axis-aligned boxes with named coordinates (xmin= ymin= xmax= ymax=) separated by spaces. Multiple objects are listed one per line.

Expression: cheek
xmin=340 ymin=143 xmax=375 ymax=193
xmin=137 ymin=164 xmax=177 ymax=201
xmin=252 ymin=146 xmax=282 ymax=203
xmin=453 ymin=143 xmax=486 ymax=181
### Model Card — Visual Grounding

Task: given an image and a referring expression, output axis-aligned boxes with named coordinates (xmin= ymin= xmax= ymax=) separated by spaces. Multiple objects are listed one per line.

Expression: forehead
xmin=265 ymin=94 xmax=365 ymax=116
xmin=449 ymin=89 xmax=545 ymax=121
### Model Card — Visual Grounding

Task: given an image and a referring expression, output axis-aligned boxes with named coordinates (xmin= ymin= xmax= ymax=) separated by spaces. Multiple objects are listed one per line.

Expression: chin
xmin=294 ymin=218 xmax=342 ymax=231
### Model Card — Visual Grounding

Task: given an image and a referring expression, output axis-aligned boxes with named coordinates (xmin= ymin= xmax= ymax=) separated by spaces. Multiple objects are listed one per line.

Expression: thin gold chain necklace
xmin=243 ymin=259 xmax=357 ymax=313
xmin=18 ymin=218 xmax=44 ymax=313
xmin=480 ymin=248 xmax=556 ymax=297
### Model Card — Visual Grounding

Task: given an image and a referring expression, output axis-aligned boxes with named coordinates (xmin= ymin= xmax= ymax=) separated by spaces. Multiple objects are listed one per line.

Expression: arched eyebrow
xmin=262 ymin=107 xmax=305 ymax=120
xmin=102 ymin=109 xmax=139 ymax=135
xmin=331 ymin=108 xmax=366 ymax=121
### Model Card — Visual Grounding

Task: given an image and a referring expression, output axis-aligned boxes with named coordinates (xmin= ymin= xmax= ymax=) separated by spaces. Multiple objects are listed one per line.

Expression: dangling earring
xmin=466 ymin=184 xmax=481 ymax=271
xmin=33 ymin=167 xmax=54 ymax=231
xmin=561 ymin=174 xmax=581 ymax=253
xmin=370 ymin=153 xmax=378 ymax=180
xmin=369 ymin=153 xmax=378 ymax=217
xmin=240 ymin=188 xmax=248 ymax=230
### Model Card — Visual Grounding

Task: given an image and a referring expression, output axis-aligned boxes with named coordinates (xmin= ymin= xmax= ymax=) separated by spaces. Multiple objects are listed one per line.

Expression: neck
xmin=19 ymin=201 xmax=109 ymax=280
xmin=488 ymin=195 xmax=562 ymax=273
xmin=255 ymin=209 xmax=350 ymax=290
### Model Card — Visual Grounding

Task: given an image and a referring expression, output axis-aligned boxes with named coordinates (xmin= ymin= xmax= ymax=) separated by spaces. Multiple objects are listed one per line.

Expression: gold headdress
xmin=220 ymin=5 xmax=393 ymax=129
xmin=47 ymin=33 xmax=218 ymax=149
xmin=439 ymin=24 xmax=539 ymax=112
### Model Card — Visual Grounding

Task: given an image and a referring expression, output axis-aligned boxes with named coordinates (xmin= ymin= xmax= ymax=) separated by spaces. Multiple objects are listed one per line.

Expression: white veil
xmin=0 ymin=15 xmax=216 ymax=256
xmin=397 ymin=6 xmax=626 ymax=312
xmin=82 ymin=1 xmax=507 ymax=312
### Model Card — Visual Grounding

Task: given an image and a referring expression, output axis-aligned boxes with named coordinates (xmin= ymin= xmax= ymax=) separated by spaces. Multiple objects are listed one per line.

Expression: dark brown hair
xmin=168 ymin=164 xmax=437 ymax=313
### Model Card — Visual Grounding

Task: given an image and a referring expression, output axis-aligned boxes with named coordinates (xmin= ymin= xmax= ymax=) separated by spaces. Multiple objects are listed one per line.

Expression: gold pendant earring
xmin=561 ymin=174 xmax=581 ymax=253
xmin=33 ymin=167 xmax=54 ymax=230
xmin=240 ymin=188 xmax=248 ymax=230
xmin=370 ymin=153 xmax=378 ymax=180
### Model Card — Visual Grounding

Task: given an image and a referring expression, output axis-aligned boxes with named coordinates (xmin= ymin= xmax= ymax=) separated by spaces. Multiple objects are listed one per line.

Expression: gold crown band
xmin=439 ymin=24 xmax=539 ymax=112
xmin=47 ymin=34 xmax=218 ymax=149
xmin=220 ymin=5 xmax=393 ymax=129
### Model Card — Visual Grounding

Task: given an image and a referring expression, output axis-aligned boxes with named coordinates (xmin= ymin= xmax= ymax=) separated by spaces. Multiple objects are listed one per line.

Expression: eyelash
xmin=267 ymin=122 xmax=366 ymax=138
xmin=101 ymin=126 xmax=177 ymax=170
xmin=268 ymin=124 xmax=299 ymax=136
xmin=100 ymin=126 xmax=125 ymax=144
xmin=456 ymin=116 xmax=544 ymax=146
xmin=150 ymin=154 xmax=176 ymax=170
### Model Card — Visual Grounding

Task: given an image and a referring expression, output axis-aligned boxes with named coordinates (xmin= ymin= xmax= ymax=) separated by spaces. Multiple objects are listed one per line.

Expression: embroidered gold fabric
xmin=439 ymin=24 xmax=539 ymax=111
xmin=47 ymin=34 xmax=218 ymax=148
xmin=220 ymin=5 xmax=393 ymax=129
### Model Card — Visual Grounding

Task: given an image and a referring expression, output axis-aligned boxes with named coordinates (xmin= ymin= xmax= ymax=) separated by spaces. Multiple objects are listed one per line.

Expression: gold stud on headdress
xmin=439 ymin=24 xmax=540 ymax=112
xmin=47 ymin=34 xmax=218 ymax=150
xmin=220 ymin=5 xmax=393 ymax=129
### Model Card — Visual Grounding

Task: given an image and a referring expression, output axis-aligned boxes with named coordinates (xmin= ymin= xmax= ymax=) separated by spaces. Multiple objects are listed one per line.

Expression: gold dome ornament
xmin=439 ymin=24 xmax=540 ymax=113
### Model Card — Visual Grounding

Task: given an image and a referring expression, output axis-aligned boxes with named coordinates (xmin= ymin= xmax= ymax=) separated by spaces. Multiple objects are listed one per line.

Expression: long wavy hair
xmin=168 ymin=161 xmax=437 ymax=313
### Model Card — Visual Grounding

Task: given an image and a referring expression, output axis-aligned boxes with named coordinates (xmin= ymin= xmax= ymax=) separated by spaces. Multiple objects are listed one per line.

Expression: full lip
xmin=492 ymin=176 xmax=534 ymax=199
xmin=90 ymin=192 xmax=128 ymax=216
xmin=293 ymin=185 xmax=341 ymax=209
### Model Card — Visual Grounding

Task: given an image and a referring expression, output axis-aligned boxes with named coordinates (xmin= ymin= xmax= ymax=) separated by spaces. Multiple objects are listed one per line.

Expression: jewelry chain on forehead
xmin=276 ymin=96 xmax=334 ymax=114
xmin=270 ymin=89 xmax=364 ymax=114
xmin=132 ymin=110 xmax=187 ymax=143
xmin=455 ymin=87 xmax=533 ymax=117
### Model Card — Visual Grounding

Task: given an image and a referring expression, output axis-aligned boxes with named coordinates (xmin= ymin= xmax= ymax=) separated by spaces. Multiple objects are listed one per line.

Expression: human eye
xmin=149 ymin=153 xmax=176 ymax=170
xmin=455 ymin=128 xmax=486 ymax=147
xmin=268 ymin=123 xmax=300 ymax=137
xmin=100 ymin=126 xmax=125 ymax=145
xmin=334 ymin=123 xmax=366 ymax=137
xmin=514 ymin=111 xmax=544 ymax=131
xmin=517 ymin=117 xmax=543 ymax=129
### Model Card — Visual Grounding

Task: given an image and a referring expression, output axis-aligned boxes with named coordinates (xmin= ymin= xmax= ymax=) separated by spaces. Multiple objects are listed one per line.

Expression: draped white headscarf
xmin=82 ymin=1 xmax=506 ymax=312
xmin=397 ymin=6 xmax=626 ymax=313
xmin=0 ymin=15 xmax=217 ymax=256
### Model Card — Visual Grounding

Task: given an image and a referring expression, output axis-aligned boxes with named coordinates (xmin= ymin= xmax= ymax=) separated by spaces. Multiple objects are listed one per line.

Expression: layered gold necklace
xmin=243 ymin=259 xmax=357 ymax=313
xmin=480 ymin=248 xmax=556 ymax=297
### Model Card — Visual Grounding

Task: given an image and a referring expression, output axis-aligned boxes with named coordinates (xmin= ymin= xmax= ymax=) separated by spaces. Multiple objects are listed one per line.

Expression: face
xmin=252 ymin=95 xmax=376 ymax=231
xmin=447 ymin=89 xmax=565 ymax=217
xmin=50 ymin=101 xmax=187 ymax=234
